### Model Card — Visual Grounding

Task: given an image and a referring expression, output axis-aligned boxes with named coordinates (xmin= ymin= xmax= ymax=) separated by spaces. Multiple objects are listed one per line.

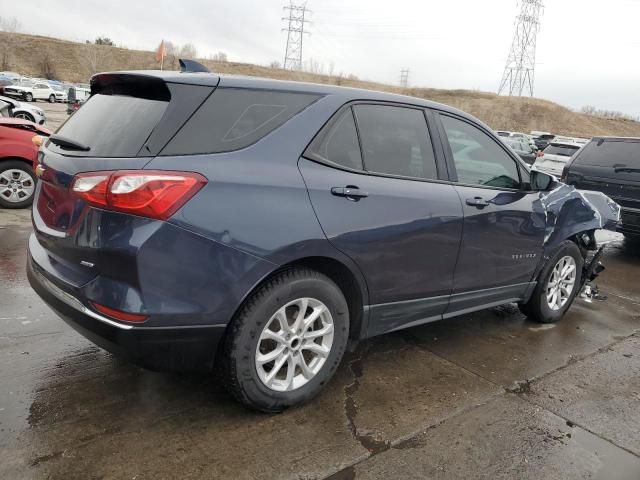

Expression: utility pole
xmin=282 ymin=2 xmax=311 ymax=70
xmin=399 ymin=68 xmax=409 ymax=88
xmin=498 ymin=0 xmax=544 ymax=97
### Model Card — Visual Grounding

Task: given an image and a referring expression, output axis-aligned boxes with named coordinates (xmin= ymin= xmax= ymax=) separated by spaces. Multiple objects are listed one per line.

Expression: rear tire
xmin=0 ymin=160 xmax=37 ymax=208
xmin=519 ymin=241 xmax=583 ymax=323
xmin=222 ymin=268 xmax=349 ymax=412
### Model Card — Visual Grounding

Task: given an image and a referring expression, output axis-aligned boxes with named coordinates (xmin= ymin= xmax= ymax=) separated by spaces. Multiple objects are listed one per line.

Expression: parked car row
xmin=0 ymin=72 xmax=90 ymax=105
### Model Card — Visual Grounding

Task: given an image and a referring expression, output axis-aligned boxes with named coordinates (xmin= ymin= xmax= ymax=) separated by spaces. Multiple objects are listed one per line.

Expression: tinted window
xmin=441 ymin=115 xmax=520 ymax=189
xmin=354 ymin=105 xmax=437 ymax=179
xmin=574 ymin=140 xmax=640 ymax=167
xmin=162 ymin=88 xmax=320 ymax=155
xmin=544 ymin=144 xmax=580 ymax=157
xmin=52 ymin=93 xmax=168 ymax=157
xmin=305 ymin=108 xmax=363 ymax=170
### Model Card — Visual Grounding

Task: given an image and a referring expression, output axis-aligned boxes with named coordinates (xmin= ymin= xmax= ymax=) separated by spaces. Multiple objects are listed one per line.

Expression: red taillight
xmin=91 ymin=302 xmax=148 ymax=323
xmin=536 ymin=151 xmax=544 ymax=157
xmin=71 ymin=170 xmax=207 ymax=220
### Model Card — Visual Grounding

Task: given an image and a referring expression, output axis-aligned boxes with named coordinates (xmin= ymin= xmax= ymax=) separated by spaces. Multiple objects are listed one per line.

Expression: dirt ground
xmin=1 ymin=206 xmax=639 ymax=479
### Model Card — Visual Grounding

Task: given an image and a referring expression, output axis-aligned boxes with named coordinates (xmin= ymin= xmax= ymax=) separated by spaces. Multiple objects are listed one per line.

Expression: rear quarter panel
xmin=147 ymin=93 xmax=370 ymax=305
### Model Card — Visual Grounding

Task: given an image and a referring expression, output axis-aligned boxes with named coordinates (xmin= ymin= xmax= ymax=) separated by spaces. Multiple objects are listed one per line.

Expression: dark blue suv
xmin=28 ymin=70 xmax=620 ymax=411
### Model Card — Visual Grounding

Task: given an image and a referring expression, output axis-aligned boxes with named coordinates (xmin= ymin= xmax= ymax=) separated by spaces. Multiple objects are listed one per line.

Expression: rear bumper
xmin=618 ymin=208 xmax=640 ymax=236
xmin=27 ymin=254 xmax=226 ymax=371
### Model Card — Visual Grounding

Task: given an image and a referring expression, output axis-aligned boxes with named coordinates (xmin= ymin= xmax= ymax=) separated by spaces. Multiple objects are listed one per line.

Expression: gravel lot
xmin=39 ymin=101 xmax=67 ymax=131
xmin=1 ymin=206 xmax=639 ymax=479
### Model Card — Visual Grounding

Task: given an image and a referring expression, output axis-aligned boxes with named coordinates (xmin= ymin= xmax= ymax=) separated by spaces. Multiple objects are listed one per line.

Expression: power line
xmin=498 ymin=0 xmax=544 ymax=97
xmin=282 ymin=2 xmax=311 ymax=70
xmin=400 ymin=68 xmax=409 ymax=88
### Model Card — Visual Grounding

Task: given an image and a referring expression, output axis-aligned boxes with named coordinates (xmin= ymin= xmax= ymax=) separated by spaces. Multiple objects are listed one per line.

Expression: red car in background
xmin=0 ymin=118 xmax=51 ymax=208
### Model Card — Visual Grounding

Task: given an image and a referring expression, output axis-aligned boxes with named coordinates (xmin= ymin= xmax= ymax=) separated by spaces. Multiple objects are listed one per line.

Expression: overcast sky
xmin=6 ymin=0 xmax=640 ymax=116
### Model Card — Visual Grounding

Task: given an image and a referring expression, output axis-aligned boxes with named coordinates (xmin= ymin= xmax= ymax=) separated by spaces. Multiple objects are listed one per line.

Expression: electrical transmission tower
xmin=282 ymin=2 xmax=311 ymax=70
xmin=399 ymin=68 xmax=409 ymax=88
xmin=498 ymin=0 xmax=544 ymax=97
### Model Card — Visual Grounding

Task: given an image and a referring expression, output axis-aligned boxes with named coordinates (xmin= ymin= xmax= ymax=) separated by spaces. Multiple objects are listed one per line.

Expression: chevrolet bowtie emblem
xmin=35 ymin=164 xmax=46 ymax=178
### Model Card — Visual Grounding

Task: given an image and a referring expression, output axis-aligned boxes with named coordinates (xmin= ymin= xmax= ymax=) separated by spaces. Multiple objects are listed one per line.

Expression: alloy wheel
xmin=0 ymin=169 xmax=35 ymax=203
xmin=255 ymin=297 xmax=334 ymax=392
xmin=546 ymin=255 xmax=577 ymax=311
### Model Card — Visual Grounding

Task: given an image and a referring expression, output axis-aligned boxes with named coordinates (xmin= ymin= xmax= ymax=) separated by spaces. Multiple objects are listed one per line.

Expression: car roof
xmin=93 ymin=70 xmax=481 ymax=125
xmin=0 ymin=117 xmax=51 ymax=135
xmin=590 ymin=136 xmax=640 ymax=142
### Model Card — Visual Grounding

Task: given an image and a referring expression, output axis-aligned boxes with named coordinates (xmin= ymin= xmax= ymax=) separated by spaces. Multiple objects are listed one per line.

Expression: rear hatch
xmin=565 ymin=138 xmax=640 ymax=210
xmin=534 ymin=142 xmax=581 ymax=175
xmin=32 ymin=72 xmax=217 ymax=285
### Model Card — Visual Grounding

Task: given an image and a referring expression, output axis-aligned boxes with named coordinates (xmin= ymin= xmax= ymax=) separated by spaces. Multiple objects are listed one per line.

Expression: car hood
xmin=5 ymin=85 xmax=30 ymax=92
xmin=536 ymin=182 xmax=620 ymax=247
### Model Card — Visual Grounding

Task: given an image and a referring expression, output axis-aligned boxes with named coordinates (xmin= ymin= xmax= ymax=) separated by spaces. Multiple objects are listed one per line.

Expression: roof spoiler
xmin=179 ymin=59 xmax=210 ymax=73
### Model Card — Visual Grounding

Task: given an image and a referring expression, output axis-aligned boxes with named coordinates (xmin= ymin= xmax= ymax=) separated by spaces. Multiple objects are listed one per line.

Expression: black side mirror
xmin=530 ymin=170 xmax=554 ymax=191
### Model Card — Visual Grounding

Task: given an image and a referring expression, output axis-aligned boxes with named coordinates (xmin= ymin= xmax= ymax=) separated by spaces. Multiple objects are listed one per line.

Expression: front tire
xmin=519 ymin=241 xmax=583 ymax=323
xmin=48 ymin=94 xmax=56 ymax=103
xmin=222 ymin=268 xmax=349 ymax=412
xmin=24 ymin=92 xmax=33 ymax=102
xmin=0 ymin=160 xmax=37 ymax=208
xmin=13 ymin=112 xmax=35 ymax=123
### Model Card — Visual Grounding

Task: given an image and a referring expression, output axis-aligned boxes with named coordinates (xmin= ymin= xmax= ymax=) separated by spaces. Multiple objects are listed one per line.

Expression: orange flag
xmin=156 ymin=40 xmax=166 ymax=69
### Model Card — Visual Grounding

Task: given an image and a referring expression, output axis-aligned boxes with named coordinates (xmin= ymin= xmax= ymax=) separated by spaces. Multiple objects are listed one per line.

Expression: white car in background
xmin=3 ymin=81 xmax=61 ymax=103
xmin=0 ymin=95 xmax=47 ymax=124
xmin=532 ymin=141 xmax=583 ymax=177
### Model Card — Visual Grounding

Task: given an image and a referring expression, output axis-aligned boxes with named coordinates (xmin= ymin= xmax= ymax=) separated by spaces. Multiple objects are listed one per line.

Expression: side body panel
xmin=299 ymin=158 xmax=463 ymax=336
xmin=449 ymin=186 xmax=545 ymax=294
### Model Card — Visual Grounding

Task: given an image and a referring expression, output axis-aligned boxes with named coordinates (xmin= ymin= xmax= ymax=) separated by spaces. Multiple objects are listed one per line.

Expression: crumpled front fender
xmin=536 ymin=183 xmax=620 ymax=250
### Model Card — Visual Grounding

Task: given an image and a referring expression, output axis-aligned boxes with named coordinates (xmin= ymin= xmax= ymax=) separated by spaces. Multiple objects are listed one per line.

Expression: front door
xmin=300 ymin=104 xmax=463 ymax=336
xmin=436 ymin=113 xmax=546 ymax=315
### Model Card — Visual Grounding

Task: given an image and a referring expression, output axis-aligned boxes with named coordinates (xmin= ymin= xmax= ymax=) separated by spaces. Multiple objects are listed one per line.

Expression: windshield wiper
xmin=48 ymin=134 xmax=90 ymax=151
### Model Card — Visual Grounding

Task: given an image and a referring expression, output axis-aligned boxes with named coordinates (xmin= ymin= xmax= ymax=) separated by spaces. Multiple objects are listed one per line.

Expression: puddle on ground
xmin=570 ymin=425 xmax=640 ymax=480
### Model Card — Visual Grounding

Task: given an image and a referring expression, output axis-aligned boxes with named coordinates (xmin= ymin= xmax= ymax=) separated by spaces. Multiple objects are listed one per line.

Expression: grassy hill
xmin=3 ymin=31 xmax=640 ymax=138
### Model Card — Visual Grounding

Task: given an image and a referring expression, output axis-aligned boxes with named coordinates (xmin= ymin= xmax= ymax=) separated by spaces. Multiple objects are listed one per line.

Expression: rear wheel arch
xmin=227 ymin=256 xmax=367 ymax=341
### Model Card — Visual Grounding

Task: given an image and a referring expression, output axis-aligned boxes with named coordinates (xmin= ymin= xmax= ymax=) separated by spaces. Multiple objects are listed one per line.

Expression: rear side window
xmin=354 ymin=105 xmax=437 ymax=179
xmin=305 ymin=108 xmax=363 ymax=170
xmin=52 ymin=93 xmax=168 ymax=157
xmin=544 ymin=144 xmax=580 ymax=157
xmin=574 ymin=140 xmax=640 ymax=167
xmin=162 ymin=88 xmax=320 ymax=156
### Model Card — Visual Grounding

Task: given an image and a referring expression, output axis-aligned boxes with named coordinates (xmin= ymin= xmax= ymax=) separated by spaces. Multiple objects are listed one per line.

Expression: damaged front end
xmin=536 ymin=182 xmax=620 ymax=289
xmin=537 ymin=182 xmax=621 ymax=288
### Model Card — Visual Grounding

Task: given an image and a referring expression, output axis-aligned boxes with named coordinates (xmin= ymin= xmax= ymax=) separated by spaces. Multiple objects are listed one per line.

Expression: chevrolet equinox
xmin=28 ymin=70 xmax=620 ymax=411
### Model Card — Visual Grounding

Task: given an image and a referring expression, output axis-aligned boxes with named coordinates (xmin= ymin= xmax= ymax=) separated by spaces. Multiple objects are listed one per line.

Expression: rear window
xmin=51 ymin=93 xmax=168 ymax=157
xmin=305 ymin=107 xmax=363 ymax=170
xmin=161 ymin=88 xmax=320 ymax=156
xmin=544 ymin=144 xmax=580 ymax=157
xmin=574 ymin=140 xmax=640 ymax=167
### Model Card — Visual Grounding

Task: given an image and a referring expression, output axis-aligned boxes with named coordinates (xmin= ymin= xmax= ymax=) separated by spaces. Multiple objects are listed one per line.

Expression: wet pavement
xmin=1 ymin=208 xmax=639 ymax=479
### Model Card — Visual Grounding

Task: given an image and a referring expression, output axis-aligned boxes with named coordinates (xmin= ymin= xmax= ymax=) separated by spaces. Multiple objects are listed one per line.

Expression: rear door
xmin=300 ymin=103 xmax=463 ymax=336
xmin=436 ymin=113 xmax=545 ymax=315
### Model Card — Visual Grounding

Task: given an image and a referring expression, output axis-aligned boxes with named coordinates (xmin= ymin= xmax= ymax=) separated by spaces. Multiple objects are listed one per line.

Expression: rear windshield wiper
xmin=48 ymin=134 xmax=91 ymax=152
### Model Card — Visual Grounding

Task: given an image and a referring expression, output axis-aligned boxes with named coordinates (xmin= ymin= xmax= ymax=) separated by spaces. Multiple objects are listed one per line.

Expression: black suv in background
xmin=563 ymin=137 xmax=640 ymax=237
